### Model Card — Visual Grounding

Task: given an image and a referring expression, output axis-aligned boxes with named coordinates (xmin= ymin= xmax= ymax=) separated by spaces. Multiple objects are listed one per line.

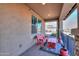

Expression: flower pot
xmin=60 ymin=48 xmax=69 ymax=56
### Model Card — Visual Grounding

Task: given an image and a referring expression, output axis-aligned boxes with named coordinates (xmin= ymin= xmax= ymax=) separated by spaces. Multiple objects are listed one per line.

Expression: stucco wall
xmin=0 ymin=4 xmax=44 ymax=56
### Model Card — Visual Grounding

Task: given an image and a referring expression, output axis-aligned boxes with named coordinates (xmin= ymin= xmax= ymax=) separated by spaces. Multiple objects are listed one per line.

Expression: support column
xmin=42 ymin=20 xmax=45 ymax=35
xmin=57 ymin=19 xmax=62 ymax=39
xmin=59 ymin=18 xmax=63 ymax=38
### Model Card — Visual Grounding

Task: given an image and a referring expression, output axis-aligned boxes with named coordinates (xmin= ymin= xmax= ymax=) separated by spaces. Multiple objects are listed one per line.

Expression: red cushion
xmin=47 ymin=42 xmax=56 ymax=48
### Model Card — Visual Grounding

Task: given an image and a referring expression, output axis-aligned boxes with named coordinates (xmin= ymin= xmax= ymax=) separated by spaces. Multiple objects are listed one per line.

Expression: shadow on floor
xmin=20 ymin=44 xmax=56 ymax=56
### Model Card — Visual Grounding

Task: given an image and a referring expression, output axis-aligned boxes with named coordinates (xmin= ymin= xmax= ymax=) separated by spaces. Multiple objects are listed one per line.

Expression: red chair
xmin=47 ymin=37 xmax=57 ymax=49
xmin=36 ymin=34 xmax=46 ymax=47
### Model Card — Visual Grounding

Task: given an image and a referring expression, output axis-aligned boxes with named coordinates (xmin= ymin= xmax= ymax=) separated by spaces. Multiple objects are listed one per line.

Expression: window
xmin=63 ymin=8 xmax=77 ymax=37
xmin=32 ymin=15 xmax=37 ymax=34
xmin=37 ymin=19 xmax=42 ymax=34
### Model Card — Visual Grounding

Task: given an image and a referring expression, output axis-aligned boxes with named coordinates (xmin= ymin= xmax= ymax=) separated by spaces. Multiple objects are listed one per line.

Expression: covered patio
xmin=0 ymin=3 xmax=78 ymax=56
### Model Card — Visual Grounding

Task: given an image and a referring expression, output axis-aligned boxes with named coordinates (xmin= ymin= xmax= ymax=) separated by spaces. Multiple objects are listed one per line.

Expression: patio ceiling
xmin=26 ymin=3 xmax=63 ymax=21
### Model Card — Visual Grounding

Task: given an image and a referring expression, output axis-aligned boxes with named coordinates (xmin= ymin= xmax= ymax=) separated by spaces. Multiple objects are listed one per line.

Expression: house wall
xmin=0 ymin=4 xmax=44 ymax=56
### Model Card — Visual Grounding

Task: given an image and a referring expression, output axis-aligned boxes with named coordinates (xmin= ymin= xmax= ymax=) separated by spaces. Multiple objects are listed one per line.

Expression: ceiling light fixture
xmin=42 ymin=3 xmax=46 ymax=5
xmin=48 ymin=14 xmax=50 ymax=17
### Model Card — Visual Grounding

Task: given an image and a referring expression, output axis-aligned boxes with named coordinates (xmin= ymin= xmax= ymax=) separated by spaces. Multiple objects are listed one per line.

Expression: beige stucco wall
xmin=0 ymin=4 xmax=44 ymax=56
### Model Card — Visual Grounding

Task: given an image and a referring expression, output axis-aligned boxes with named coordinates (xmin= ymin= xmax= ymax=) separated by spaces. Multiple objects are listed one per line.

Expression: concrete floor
xmin=21 ymin=45 xmax=55 ymax=56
